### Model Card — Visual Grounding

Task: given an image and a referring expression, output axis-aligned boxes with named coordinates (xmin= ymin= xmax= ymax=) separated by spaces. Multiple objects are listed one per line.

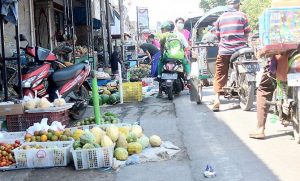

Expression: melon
xmin=149 ymin=135 xmax=162 ymax=147
xmin=131 ymin=125 xmax=143 ymax=138
xmin=127 ymin=142 xmax=142 ymax=155
xmin=114 ymin=147 xmax=128 ymax=161
xmin=116 ymin=134 xmax=128 ymax=149
xmin=106 ymin=125 xmax=119 ymax=142
xmin=138 ymin=135 xmax=150 ymax=149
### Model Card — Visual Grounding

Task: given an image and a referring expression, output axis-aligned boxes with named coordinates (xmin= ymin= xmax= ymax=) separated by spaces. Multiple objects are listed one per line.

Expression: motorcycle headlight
xmin=22 ymin=76 xmax=36 ymax=88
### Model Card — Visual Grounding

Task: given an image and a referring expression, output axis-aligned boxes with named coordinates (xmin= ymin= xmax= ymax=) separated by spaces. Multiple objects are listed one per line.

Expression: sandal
xmin=249 ymin=131 xmax=265 ymax=139
xmin=211 ymin=102 xmax=220 ymax=112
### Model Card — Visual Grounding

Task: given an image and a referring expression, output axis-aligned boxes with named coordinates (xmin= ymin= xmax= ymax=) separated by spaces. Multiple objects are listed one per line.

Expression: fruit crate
xmin=71 ymin=145 xmax=114 ymax=170
xmin=13 ymin=141 xmax=72 ymax=168
xmin=121 ymin=82 xmax=143 ymax=102
xmin=6 ymin=110 xmax=69 ymax=132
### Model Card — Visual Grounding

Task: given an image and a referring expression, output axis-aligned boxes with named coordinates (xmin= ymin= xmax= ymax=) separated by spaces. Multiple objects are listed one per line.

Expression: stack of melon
xmin=113 ymin=124 xmax=162 ymax=161
xmin=72 ymin=124 xmax=162 ymax=161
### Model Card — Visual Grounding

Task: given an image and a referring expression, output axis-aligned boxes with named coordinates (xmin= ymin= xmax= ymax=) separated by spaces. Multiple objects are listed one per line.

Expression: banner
xmin=137 ymin=7 xmax=149 ymax=29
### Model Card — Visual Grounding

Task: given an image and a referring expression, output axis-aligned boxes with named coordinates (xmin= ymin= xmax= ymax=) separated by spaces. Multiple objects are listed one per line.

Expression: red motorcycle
xmin=15 ymin=34 xmax=91 ymax=119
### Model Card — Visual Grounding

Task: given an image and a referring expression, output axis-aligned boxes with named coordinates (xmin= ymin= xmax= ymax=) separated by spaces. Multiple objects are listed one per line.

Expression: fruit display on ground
xmin=76 ymin=112 xmax=120 ymax=126
xmin=24 ymin=129 xmax=73 ymax=142
xmin=71 ymin=124 xmax=162 ymax=161
xmin=89 ymin=91 xmax=121 ymax=106
xmin=129 ymin=67 xmax=150 ymax=82
xmin=0 ymin=140 xmax=21 ymax=167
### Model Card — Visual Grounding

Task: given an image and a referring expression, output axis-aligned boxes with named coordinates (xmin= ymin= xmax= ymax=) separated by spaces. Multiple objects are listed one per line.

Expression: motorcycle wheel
xmin=239 ymin=74 xmax=255 ymax=111
xmin=69 ymin=85 xmax=89 ymax=120
xmin=292 ymin=87 xmax=300 ymax=144
xmin=167 ymin=86 xmax=174 ymax=100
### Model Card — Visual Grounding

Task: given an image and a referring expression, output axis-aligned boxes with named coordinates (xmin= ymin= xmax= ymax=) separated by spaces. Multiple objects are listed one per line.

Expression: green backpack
xmin=164 ymin=32 xmax=185 ymax=60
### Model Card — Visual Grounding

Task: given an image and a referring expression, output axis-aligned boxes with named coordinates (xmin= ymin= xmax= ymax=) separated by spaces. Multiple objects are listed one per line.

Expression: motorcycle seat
xmin=52 ymin=63 xmax=85 ymax=82
xmin=230 ymin=48 xmax=254 ymax=62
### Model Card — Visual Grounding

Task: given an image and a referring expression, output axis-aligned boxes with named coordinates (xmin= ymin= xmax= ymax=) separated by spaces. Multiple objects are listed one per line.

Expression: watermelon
xmin=89 ymin=97 xmax=93 ymax=106
xmin=108 ymin=95 xmax=117 ymax=105
xmin=101 ymin=94 xmax=110 ymax=104
xmin=98 ymin=96 xmax=103 ymax=106
xmin=113 ymin=92 xmax=120 ymax=102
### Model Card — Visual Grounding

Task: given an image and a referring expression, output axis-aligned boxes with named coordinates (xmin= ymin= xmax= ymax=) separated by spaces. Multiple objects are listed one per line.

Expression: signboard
xmin=92 ymin=0 xmax=101 ymax=20
xmin=137 ymin=7 xmax=149 ymax=29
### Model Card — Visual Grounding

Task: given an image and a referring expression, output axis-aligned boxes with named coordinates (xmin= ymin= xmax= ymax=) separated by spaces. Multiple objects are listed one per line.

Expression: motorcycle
xmin=267 ymin=49 xmax=300 ymax=143
xmin=224 ymin=46 xmax=260 ymax=110
xmin=12 ymin=34 xmax=91 ymax=119
xmin=160 ymin=58 xmax=185 ymax=100
xmin=191 ymin=42 xmax=259 ymax=110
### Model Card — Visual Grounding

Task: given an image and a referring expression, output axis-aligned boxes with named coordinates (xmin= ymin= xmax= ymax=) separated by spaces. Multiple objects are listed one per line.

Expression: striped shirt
xmin=215 ymin=8 xmax=251 ymax=55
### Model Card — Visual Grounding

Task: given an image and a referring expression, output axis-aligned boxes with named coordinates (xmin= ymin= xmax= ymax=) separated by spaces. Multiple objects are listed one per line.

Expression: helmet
xmin=161 ymin=21 xmax=175 ymax=31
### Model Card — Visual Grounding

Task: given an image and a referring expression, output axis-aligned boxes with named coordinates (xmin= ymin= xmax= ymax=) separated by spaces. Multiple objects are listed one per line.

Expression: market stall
xmin=0 ymin=110 xmax=179 ymax=171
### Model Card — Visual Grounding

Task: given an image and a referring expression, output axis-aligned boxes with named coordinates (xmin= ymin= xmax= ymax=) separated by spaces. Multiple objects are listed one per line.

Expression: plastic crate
xmin=14 ymin=141 xmax=72 ymax=168
xmin=13 ymin=141 xmax=72 ymax=168
xmin=259 ymin=7 xmax=300 ymax=46
xmin=6 ymin=110 xmax=69 ymax=132
xmin=121 ymin=82 xmax=143 ymax=102
xmin=71 ymin=145 xmax=114 ymax=170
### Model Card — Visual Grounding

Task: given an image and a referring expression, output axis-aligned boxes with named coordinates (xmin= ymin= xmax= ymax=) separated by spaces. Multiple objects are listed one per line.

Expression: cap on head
xmin=226 ymin=0 xmax=241 ymax=5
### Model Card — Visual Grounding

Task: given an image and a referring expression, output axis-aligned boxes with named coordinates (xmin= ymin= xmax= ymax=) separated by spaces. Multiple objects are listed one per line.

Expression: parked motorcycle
xmin=267 ymin=49 xmax=300 ymax=143
xmin=12 ymin=34 xmax=91 ymax=119
xmin=224 ymin=47 xmax=260 ymax=110
xmin=160 ymin=58 xmax=185 ymax=100
xmin=191 ymin=42 xmax=259 ymax=110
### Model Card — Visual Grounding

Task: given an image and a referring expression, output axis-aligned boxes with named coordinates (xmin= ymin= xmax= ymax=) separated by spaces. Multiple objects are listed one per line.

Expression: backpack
xmin=164 ymin=32 xmax=185 ymax=60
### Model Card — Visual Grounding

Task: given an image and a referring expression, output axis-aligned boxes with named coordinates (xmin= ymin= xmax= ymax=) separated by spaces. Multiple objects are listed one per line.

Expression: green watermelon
xmin=101 ymin=94 xmax=110 ymax=104
xmin=113 ymin=92 xmax=120 ymax=102
xmin=98 ymin=96 xmax=103 ymax=106
xmin=108 ymin=95 xmax=117 ymax=105
xmin=89 ymin=97 xmax=93 ymax=106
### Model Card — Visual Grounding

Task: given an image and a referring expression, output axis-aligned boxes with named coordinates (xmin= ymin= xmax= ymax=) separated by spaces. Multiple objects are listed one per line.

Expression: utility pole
xmin=105 ymin=0 xmax=112 ymax=58
xmin=119 ymin=0 xmax=124 ymax=61
xmin=100 ymin=0 xmax=109 ymax=66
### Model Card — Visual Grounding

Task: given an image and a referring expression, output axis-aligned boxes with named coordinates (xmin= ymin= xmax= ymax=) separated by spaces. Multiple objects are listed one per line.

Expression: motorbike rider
xmin=212 ymin=0 xmax=251 ymax=111
xmin=157 ymin=21 xmax=191 ymax=98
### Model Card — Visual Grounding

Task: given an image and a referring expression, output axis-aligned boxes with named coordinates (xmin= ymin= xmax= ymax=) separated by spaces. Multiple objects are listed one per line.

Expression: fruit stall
xmin=0 ymin=110 xmax=179 ymax=171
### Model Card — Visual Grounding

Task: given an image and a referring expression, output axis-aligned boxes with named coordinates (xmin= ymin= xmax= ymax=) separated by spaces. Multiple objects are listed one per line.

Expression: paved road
xmin=1 ymin=87 xmax=300 ymax=181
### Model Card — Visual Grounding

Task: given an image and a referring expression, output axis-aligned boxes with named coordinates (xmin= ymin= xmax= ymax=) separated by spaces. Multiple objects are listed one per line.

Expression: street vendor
xmin=139 ymin=43 xmax=161 ymax=77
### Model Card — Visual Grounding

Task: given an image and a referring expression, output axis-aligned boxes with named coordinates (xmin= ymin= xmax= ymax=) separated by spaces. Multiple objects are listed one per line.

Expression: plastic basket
xmin=6 ymin=110 xmax=69 ymax=132
xmin=13 ymin=141 xmax=72 ymax=168
xmin=71 ymin=145 xmax=114 ymax=170
xmin=121 ymin=82 xmax=143 ymax=102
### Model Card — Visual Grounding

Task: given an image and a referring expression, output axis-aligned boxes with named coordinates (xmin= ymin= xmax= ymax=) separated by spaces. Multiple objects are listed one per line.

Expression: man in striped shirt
xmin=212 ymin=0 xmax=251 ymax=111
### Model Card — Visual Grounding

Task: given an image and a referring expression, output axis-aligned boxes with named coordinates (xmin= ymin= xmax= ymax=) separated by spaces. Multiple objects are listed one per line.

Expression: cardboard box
xmin=0 ymin=103 xmax=24 ymax=116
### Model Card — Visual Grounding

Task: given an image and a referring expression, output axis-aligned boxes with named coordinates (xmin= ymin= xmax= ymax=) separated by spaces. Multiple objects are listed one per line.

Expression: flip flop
xmin=211 ymin=102 xmax=220 ymax=112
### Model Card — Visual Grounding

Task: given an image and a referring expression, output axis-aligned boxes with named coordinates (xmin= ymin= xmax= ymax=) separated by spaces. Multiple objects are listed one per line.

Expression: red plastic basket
xmin=6 ymin=110 xmax=69 ymax=132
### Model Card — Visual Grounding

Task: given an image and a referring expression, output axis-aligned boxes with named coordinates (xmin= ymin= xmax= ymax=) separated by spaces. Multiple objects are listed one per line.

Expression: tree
xmin=199 ymin=0 xmax=226 ymax=12
xmin=241 ymin=0 xmax=271 ymax=30
xmin=199 ymin=0 xmax=271 ymax=30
